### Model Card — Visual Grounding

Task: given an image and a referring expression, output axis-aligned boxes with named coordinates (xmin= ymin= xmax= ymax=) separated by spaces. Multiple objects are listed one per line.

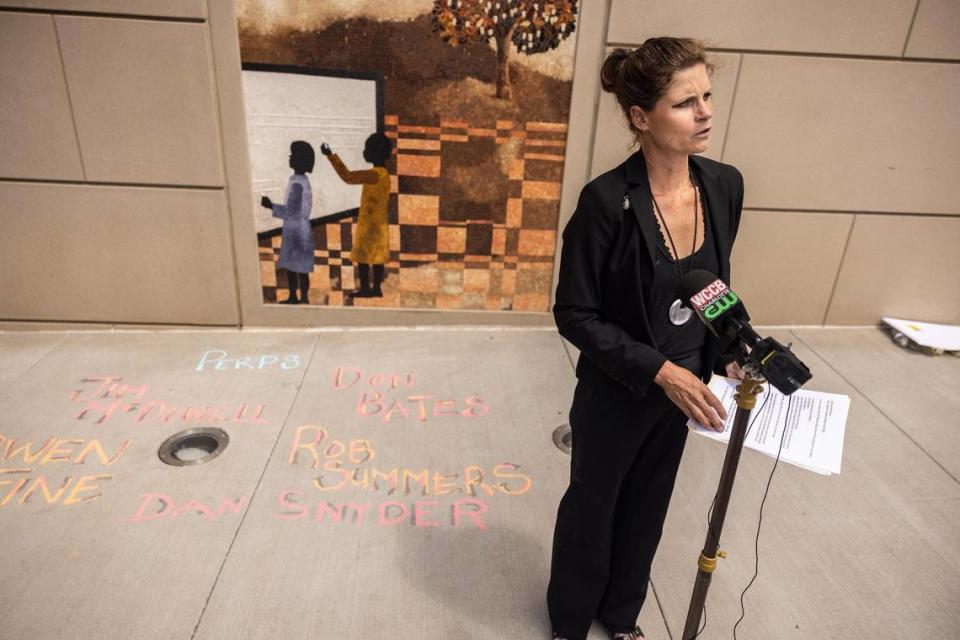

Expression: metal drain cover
xmin=552 ymin=424 xmax=572 ymax=455
xmin=158 ymin=428 xmax=229 ymax=467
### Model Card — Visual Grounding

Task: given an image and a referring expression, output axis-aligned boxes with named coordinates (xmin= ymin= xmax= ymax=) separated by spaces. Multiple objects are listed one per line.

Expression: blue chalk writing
xmin=196 ymin=350 xmax=302 ymax=372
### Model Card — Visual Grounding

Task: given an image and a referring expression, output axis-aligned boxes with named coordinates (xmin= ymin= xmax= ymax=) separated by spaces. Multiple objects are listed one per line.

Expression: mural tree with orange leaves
xmin=431 ymin=0 xmax=578 ymax=100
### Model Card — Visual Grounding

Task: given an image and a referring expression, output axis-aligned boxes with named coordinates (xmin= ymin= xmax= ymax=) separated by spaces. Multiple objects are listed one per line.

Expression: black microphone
xmin=679 ymin=270 xmax=750 ymax=340
xmin=679 ymin=270 xmax=812 ymax=395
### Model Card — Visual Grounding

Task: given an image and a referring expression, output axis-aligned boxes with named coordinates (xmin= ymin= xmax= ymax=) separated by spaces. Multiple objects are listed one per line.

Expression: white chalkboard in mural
xmin=242 ymin=68 xmax=379 ymax=233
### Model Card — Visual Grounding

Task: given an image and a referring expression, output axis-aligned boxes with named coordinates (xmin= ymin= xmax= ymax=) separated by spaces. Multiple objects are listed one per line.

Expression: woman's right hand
xmin=654 ymin=360 xmax=727 ymax=432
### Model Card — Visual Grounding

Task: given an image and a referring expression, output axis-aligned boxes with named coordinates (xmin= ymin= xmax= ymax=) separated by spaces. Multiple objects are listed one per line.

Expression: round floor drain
xmin=158 ymin=428 xmax=229 ymax=467
xmin=553 ymin=424 xmax=572 ymax=455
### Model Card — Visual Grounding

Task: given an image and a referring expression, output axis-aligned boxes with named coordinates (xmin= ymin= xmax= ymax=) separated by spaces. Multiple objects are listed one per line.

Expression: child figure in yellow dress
xmin=319 ymin=133 xmax=393 ymax=298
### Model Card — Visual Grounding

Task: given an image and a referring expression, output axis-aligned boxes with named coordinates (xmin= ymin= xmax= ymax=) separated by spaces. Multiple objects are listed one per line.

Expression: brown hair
xmin=601 ymin=37 xmax=716 ymax=145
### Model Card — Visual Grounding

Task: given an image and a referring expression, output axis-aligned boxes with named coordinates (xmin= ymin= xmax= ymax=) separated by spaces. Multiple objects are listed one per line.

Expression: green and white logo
xmin=703 ymin=291 xmax=740 ymax=319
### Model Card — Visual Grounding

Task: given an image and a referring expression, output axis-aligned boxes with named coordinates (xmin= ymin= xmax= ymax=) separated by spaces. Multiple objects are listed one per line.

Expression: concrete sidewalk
xmin=0 ymin=327 xmax=957 ymax=639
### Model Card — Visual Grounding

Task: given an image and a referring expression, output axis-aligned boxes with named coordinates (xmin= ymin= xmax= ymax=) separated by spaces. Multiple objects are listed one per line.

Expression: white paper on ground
xmin=882 ymin=317 xmax=960 ymax=351
xmin=687 ymin=376 xmax=850 ymax=475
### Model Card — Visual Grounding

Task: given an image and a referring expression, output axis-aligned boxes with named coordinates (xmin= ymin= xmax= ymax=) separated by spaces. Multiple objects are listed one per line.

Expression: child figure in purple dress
xmin=261 ymin=141 xmax=315 ymax=304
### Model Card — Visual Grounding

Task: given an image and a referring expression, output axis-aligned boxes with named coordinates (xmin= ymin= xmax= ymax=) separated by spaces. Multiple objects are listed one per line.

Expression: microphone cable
xmin=691 ymin=380 xmax=776 ymax=638
xmin=732 ymin=392 xmax=793 ymax=640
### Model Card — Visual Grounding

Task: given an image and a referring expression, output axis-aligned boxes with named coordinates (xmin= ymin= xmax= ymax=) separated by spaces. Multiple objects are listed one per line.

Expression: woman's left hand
xmin=725 ymin=360 xmax=745 ymax=380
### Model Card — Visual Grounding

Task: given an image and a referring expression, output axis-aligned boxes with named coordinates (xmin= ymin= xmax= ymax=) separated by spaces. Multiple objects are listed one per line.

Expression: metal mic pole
xmin=681 ymin=364 xmax=765 ymax=639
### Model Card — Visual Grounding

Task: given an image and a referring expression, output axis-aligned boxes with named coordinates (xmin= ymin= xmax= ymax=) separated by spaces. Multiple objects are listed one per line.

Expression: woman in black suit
xmin=548 ymin=38 xmax=746 ymax=640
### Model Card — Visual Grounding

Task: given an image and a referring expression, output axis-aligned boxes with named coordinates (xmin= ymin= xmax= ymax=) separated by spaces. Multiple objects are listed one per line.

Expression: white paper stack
xmin=882 ymin=317 xmax=960 ymax=351
xmin=687 ymin=376 xmax=850 ymax=476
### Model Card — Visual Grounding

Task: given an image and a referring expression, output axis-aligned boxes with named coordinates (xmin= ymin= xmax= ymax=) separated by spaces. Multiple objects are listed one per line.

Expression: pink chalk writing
xmin=274 ymin=490 xmax=488 ymax=529
xmin=71 ymin=376 xmax=268 ymax=427
xmin=127 ymin=493 xmax=246 ymax=523
xmin=330 ymin=366 xmax=490 ymax=423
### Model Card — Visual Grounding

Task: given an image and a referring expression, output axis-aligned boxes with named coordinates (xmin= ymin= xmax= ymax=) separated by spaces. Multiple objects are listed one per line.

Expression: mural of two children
xmin=260 ymin=133 xmax=394 ymax=303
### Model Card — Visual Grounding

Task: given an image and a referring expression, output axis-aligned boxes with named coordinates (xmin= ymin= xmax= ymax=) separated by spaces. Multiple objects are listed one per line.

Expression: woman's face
xmin=630 ymin=63 xmax=713 ymax=155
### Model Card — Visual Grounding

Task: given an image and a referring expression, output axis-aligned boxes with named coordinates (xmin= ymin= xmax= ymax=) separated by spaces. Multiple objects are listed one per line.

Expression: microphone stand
xmin=681 ymin=362 xmax=765 ymax=640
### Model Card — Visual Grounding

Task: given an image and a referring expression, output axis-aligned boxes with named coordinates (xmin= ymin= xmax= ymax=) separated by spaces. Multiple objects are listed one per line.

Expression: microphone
xmin=679 ymin=270 xmax=750 ymax=342
xmin=679 ymin=270 xmax=812 ymax=395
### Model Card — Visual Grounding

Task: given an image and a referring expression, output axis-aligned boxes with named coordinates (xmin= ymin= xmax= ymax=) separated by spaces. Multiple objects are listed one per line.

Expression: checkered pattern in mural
xmin=258 ymin=115 xmax=566 ymax=311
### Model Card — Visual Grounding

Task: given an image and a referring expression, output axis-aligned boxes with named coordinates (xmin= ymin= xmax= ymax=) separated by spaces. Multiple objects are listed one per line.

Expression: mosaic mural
xmin=237 ymin=1 xmax=580 ymax=311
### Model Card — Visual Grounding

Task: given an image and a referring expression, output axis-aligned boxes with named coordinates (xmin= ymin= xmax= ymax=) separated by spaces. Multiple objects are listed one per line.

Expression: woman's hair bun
xmin=600 ymin=48 xmax=632 ymax=93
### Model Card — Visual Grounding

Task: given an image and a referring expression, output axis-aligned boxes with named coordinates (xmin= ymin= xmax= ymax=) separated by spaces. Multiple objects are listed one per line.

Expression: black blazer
xmin=553 ymin=149 xmax=745 ymax=399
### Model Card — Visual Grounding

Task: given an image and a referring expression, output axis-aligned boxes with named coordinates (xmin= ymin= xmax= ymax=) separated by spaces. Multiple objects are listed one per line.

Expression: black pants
xmin=286 ymin=270 xmax=310 ymax=301
xmin=547 ymin=362 xmax=695 ymax=639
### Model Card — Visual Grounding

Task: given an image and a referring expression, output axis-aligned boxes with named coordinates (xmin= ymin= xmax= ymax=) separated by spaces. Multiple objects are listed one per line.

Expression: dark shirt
xmin=644 ymin=173 xmax=720 ymax=377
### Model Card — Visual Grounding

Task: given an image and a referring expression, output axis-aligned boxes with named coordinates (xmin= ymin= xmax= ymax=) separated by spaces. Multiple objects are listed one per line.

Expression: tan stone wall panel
xmin=55 ymin=16 xmax=223 ymax=186
xmin=0 ymin=12 xmax=84 ymax=180
xmin=904 ymin=0 xmax=960 ymax=60
xmin=0 ymin=183 xmax=239 ymax=324
xmin=825 ymin=214 xmax=960 ymax=325
xmin=550 ymin=0 xmax=612 ymax=311
xmin=724 ymin=55 xmax=960 ymax=215
xmin=3 ymin=1 xmax=206 ymax=19
xmin=590 ymin=50 xmax=738 ymax=179
xmin=590 ymin=87 xmax=634 ymax=179
xmin=607 ymin=0 xmax=916 ymax=57
xmin=730 ymin=210 xmax=853 ymax=325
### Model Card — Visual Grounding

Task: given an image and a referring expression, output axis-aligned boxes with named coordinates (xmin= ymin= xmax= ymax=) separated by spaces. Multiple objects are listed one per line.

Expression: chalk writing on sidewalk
xmin=9 ymin=369 xmax=528 ymax=533
xmin=70 ymin=376 xmax=269 ymax=427
xmin=289 ymin=425 xmax=530 ymax=496
xmin=274 ymin=493 xmax=490 ymax=529
xmin=332 ymin=367 xmax=490 ymax=423
xmin=0 ymin=433 xmax=129 ymax=508
xmin=279 ymin=425 xmax=532 ymax=529
xmin=127 ymin=494 xmax=246 ymax=523
xmin=195 ymin=350 xmax=302 ymax=372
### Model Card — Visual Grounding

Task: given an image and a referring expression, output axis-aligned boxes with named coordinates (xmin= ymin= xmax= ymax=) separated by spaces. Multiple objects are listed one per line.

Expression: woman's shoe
xmin=610 ymin=625 xmax=645 ymax=640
